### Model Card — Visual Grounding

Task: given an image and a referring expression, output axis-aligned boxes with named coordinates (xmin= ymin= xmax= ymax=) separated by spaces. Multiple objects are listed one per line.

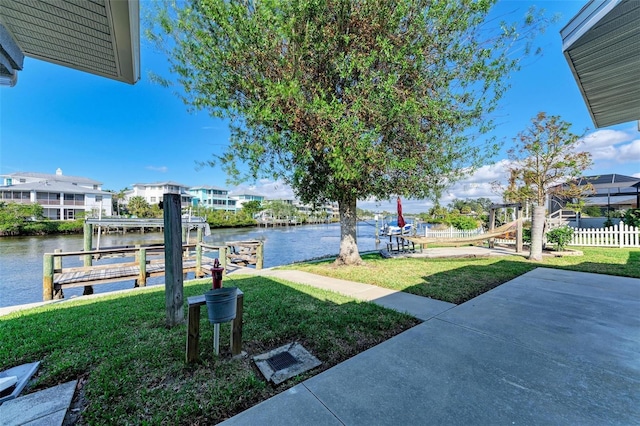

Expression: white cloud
xmin=589 ymin=146 xmax=618 ymax=161
xmin=619 ymin=139 xmax=640 ymax=160
xmin=580 ymin=129 xmax=632 ymax=149
xmin=146 ymin=166 xmax=168 ymax=173
xmin=230 ymin=179 xmax=296 ymax=200
xmin=633 ymin=173 xmax=640 ymax=179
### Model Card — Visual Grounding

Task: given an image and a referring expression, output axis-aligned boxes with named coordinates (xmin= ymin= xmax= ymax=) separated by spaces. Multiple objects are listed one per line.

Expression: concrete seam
xmin=301 ymin=383 xmax=346 ymax=425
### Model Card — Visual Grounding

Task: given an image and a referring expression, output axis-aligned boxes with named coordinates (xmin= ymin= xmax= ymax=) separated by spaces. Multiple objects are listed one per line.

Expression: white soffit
xmin=0 ymin=0 xmax=140 ymax=84
xmin=561 ymin=0 xmax=640 ymax=128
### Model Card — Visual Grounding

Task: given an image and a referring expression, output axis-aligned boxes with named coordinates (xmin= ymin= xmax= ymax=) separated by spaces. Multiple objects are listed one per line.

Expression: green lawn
xmin=0 ymin=276 xmax=418 ymax=424
xmin=1 ymin=246 xmax=637 ymax=424
xmin=286 ymin=247 xmax=640 ymax=304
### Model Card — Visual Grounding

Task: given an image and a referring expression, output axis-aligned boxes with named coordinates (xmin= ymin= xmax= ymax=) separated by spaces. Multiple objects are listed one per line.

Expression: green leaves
xmin=505 ymin=112 xmax=593 ymax=207
xmin=147 ymin=0 xmax=549 ymax=261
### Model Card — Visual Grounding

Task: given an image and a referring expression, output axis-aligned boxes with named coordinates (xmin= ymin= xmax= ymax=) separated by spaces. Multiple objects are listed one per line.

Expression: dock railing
xmin=42 ymin=242 xmax=239 ymax=301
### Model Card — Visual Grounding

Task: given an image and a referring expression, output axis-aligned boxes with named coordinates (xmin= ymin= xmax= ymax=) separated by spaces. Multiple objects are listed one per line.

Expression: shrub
xmin=546 ymin=226 xmax=574 ymax=251
xmin=450 ymin=215 xmax=479 ymax=231
xmin=582 ymin=206 xmax=602 ymax=217
xmin=622 ymin=208 xmax=640 ymax=228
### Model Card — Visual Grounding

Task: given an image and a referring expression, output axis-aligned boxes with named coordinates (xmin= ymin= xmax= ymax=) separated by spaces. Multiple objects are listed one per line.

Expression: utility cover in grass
xmin=253 ymin=342 xmax=321 ymax=385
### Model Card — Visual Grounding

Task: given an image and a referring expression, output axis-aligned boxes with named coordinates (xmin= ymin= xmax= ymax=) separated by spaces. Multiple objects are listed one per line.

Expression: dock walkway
xmin=53 ymin=260 xmax=205 ymax=288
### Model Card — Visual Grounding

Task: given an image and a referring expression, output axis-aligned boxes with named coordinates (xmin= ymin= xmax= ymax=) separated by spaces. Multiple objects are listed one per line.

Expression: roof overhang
xmin=561 ymin=0 xmax=640 ymax=128
xmin=0 ymin=0 xmax=140 ymax=86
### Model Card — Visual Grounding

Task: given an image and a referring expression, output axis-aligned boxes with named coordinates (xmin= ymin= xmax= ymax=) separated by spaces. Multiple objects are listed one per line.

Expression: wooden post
xmin=186 ymin=302 xmax=201 ymax=363
xmin=83 ymin=222 xmax=92 ymax=266
xmin=196 ymin=228 xmax=203 ymax=277
xmin=138 ymin=248 xmax=147 ymax=286
xmin=488 ymin=208 xmax=496 ymax=249
xmin=164 ymin=193 xmax=184 ymax=328
xmin=231 ymin=290 xmax=244 ymax=356
xmin=43 ymin=254 xmax=54 ymax=301
xmin=83 ymin=222 xmax=94 ymax=295
xmin=219 ymin=246 xmax=227 ymax=274
xmin=516 ymin=205 xmax=523 ymax=253
xmin=256 ymin=242 xmax=264 ymax=270
xmin=196 ymin=243 xmax=203 ymax=278
xmin=53 ymin=249 xmax=64 ymax=299
xmin=54 ymin=248 xmax=62 ymax=270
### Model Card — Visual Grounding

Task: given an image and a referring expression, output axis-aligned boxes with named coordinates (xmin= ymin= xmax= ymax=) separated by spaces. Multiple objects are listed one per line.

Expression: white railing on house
xmin=569 ymin=224 xmax=639 ymax=248
xmin=425 ymin=226 xmax=485 ymax=239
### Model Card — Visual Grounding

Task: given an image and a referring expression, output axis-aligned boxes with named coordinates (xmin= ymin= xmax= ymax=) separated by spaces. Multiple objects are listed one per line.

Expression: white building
xmin=125 ymin=181 xmax=193 ymax=209
xmin=230 ymin=190 xmax=265 ymax=210
xmin=0 ymin=169 xmax=113 ymax=219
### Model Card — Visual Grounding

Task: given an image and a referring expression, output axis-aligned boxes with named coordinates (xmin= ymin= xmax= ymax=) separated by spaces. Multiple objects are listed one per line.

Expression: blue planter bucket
xmin=204 ymin=287 xmax=238 ymax=324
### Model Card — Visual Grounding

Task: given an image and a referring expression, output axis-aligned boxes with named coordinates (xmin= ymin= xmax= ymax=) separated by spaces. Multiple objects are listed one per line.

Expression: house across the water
xmin=0 ymin=168 xmax=113 ymax=219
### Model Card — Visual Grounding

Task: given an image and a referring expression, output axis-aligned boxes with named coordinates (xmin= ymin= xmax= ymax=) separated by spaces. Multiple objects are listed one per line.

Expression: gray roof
xmin=0 ymin=180 xmax=111 ymax=195
xmin=569 ymin=174 xmax=640 ymax=197
xmin=0 ymin=0 xmax=140 ymax=86
xmin=231 ymin=189 xmax=265 ymax=197
xmin=189 ymin=185 xmax=228 ymax=191
xmin=578 ymin=173 xmax=640 ymax=186
xmin=132 ymin=181 xmax=192 ymax=189
xmin=561 ymin=0 xmax=640 ymax=128
xmin=3 ymin=171 xmax=102 ymax=185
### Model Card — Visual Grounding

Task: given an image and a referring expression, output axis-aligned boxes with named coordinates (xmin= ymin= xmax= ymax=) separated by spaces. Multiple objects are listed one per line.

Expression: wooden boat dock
xmin=42 ymin=241 xmax=264 ymax=301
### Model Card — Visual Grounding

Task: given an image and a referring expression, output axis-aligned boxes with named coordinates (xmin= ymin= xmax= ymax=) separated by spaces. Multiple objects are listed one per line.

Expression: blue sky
xmin=0 ymin=0 xmax=638 ymax=213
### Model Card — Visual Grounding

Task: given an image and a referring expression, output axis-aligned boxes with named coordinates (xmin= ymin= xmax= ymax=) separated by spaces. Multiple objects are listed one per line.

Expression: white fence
xmin=568 ymin=224 xmax=639 ymax=248
xmin=425 ymin=226 xmax=485 ymax=239
xmin=425 ymin=224 xmax=639 ymax=248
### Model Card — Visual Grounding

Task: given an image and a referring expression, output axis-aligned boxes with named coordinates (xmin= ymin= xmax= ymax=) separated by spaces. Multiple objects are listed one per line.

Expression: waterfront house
xmin=125 ymin=181 xmax=193 ymax=210
xmin=230 ymin=190 xmax=265 ymax=210
xmin=270 ymin=198 xmax=339 ymax=221
xmin=0 ymin=169 xmax=112 ymax=219
xmin=188 ymin=185 xmax=237 ymax=211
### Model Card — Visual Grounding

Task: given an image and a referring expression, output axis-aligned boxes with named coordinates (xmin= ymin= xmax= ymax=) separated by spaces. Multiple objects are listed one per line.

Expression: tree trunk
xmin=529 ymin=205 xmax=545 ymax=261
xmin=335 ymin=196 xmax=363 ymax=266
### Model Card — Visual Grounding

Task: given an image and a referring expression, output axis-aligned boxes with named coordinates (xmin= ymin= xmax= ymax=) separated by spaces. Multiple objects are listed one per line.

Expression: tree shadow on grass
xmin=403 ymin=249 xmax=640 ymax=305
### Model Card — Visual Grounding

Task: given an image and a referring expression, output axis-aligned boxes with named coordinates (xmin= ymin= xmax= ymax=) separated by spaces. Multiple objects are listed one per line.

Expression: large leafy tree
xmin=505 ymin=112 xmax=593 ymax=261
xmin=149 ymin=0 xmax=545 ymax=264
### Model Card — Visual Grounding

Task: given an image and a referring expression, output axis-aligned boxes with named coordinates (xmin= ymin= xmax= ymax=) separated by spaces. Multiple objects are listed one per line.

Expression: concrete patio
xmin=221 ymin=267 xmax=640 ymax=425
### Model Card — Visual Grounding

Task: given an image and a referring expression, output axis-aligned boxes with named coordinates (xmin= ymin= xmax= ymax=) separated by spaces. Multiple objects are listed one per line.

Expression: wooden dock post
xmin=54 ymin=248 xmax=62 ymax=270
xmin=196 ymin=228 xmax=203 ymax=277
xmin=83 ymin=223 xmax=92 ymax=266
xmin=83 ymin=222 xmax=94 ymax=295
xmin=256 ymin=242 xmax=264 ymax=270
xmin=138 ymin=248 xmax=147 ymax=286
xmin=219 ymin=246 xmax=227 ymax=274
xmin=53 ymin=249 xmax=64 ymax=299
xmin=164 ymin=193 xmax=184 ymax=328
xmin=43 ymin=254 xmax=54 ymax=301
xmin=196 ymin=244 xmax=203 ymax=278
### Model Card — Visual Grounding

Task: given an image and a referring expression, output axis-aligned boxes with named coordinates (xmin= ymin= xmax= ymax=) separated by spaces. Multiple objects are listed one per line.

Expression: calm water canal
xmin=0 ymin=222 xmax=382 ymax=308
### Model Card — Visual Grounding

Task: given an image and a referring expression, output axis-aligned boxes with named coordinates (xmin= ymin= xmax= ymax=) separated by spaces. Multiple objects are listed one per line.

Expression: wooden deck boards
xmin=54 ymin=260 xmax=202 ymax=287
